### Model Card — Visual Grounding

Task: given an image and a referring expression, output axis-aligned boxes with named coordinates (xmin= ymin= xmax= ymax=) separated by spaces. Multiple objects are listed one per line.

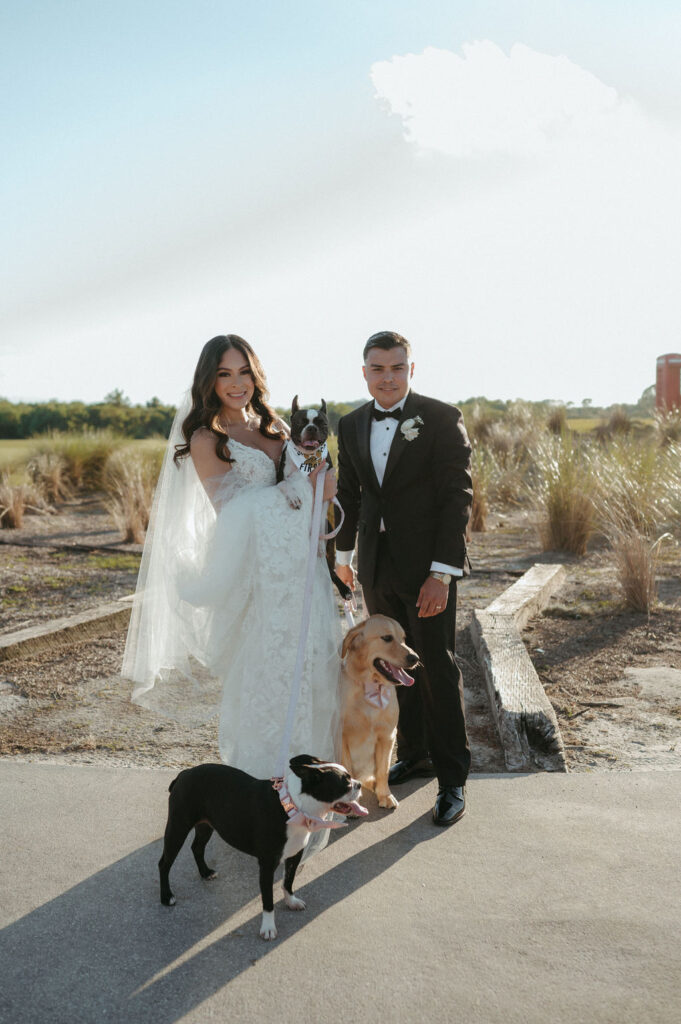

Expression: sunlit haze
xmin=3 ymin=2 xmax=680 ymax=409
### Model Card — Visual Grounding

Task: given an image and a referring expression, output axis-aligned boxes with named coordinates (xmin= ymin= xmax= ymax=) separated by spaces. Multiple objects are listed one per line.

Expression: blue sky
xmin=3 ymin=1 xmax=681 ymax=408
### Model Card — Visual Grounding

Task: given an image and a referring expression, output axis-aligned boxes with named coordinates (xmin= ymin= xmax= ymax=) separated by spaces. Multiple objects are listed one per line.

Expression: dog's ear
xmin=341 ymin=622 xmax=365 ymax=659
xmin=320 ymin=398 xmax=327 ymax=415
xmin=292 ymin=395 xmax=300 ymax=414
xmin=289 ymin=753 xmax=320 ymax=778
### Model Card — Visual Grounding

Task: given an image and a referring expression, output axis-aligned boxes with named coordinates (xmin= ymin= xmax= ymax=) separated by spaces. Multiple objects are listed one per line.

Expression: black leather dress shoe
xmin=432 ymin=785 xmax=466 ymax=826
xmin=388 ymin=757 xmax=436 ymax=786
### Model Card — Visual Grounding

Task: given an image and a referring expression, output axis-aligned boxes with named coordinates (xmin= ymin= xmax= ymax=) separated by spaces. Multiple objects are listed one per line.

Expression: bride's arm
xmin=190 ymin=427 xmax=232 ymax=505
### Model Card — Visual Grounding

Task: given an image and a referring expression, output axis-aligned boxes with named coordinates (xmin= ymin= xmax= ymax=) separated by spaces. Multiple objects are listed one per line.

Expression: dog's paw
xmin=284 ymin=891 xmax=306 ymax=911
xmin=378 ymin=793 xmax=399 ymax=810
xmin=259 ymin=912 xmax=278 ymax=941
xmin=279 ymin=480 xmax=303 ymax=509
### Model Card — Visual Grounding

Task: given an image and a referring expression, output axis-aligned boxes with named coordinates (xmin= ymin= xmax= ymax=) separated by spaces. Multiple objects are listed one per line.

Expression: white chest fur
xmin=282 ymin=823 xmax=311 ymax=861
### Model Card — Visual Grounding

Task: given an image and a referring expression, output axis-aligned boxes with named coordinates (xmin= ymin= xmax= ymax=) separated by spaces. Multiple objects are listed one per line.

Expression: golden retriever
xmin=340 ymin=615 xmax=419 ymax=809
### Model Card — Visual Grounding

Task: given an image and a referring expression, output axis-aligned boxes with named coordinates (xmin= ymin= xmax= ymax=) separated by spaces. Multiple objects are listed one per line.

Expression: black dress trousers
xmin=360 ymin=535 xmax=471 ymax=787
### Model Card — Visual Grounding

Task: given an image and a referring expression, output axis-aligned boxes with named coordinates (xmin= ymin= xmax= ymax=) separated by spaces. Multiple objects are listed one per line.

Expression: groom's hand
xmin=416 ymin=576 xmax=448 ymax=618
xmin=335 ymin=564 xmax=355 ymax=591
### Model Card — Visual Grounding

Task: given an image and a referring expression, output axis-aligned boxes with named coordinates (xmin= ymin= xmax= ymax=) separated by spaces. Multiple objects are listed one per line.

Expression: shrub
xmin=27 ymin=451 xmax=71 ymax=503
xmin=607 ymin=406 xmax=632 ymax=436
xmin=470 ymin=446 xmax=494 ymax=532
xmin=0 ymin=475 xmax=26 ymax=529
xmin=602 ymin=522 xmax=670 ymax=614
xmin=654 ymin=408 xmax=681 ymax=447
xmin=592 ymin=438 xmax=676 ymax=538
xmin=29 ymin=431 xmax=124 ymax=491
xmin=530 ymin=434 xmax=596 ymax=555
xmin=103 ymin=447 xmax=164 ymax=543
xmin=0 ymin=473 xmax=54 ymax=528
xmin=546 ymin=406 xmax=568 ymax=435
xmin=590 ymin=438 xmax=680 ymax=611
xmin=466 ymin=403 xmax=498 ymax=445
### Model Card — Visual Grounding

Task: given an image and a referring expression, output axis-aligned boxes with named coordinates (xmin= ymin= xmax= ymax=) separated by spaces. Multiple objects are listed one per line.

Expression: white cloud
xmin=363 ymin=42 xmax=681 ymax=404
xmin=371 ymin=41 xmax=633 ymax=159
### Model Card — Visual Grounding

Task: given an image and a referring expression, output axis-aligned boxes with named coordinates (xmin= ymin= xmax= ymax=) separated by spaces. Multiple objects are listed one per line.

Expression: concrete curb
xmin=0 ymin=596 xmax=134 ymax=662
xmin=471 ymin=564 xmax=567 ymax=773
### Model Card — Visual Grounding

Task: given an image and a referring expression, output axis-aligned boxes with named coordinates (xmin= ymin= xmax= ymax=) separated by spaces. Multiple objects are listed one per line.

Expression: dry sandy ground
xmin=1 ymin=500 xmax=680 ymax=774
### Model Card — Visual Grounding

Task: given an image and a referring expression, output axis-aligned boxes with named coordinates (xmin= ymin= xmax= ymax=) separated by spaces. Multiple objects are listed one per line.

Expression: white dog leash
xmin=283 ymin=439 xmax=345 ymax=540
xmin=343 ymin=596 xmax=357 ymax=629
xmin=275 ymin=466 xmax=328 ymax=778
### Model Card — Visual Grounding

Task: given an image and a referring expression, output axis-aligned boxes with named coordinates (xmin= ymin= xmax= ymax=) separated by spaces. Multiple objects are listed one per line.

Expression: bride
xmin=122 ymin=334 xmax=342 ymax=779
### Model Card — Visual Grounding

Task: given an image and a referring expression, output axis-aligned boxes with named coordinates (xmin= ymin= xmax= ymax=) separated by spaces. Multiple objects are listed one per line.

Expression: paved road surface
xmin=0 ymin=763 xmax=679 ymax=1024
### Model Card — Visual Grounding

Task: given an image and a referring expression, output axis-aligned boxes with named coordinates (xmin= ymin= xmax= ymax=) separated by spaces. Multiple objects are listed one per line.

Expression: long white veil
xmin=122 ymin=392 xmax=343 ymax=781
xmin=122 ymin=392 xmax=224 ymax=725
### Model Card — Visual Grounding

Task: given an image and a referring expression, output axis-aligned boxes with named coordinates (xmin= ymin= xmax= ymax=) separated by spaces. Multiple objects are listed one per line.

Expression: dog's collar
xmin=285 ymin=439 xmax=328 ymax=475
xmin=271 ymin=777 xmax=346 ymax=832
xmin=364 ymin=681 xmax=391 ymax=709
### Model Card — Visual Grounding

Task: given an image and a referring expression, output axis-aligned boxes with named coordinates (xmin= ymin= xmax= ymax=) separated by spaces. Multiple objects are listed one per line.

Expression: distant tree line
xmin=0 ymin=392 xmax=367 ymax=440
xmin=458 ymin=385 xmax=655 ymax=420
xmin=0 ymin=386 xmax=655 ymax=441
xmin=0 ymin=391 xmax=177 ymax=439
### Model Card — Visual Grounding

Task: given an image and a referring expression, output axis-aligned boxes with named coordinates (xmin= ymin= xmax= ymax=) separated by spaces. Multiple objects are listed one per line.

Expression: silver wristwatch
xmin=430 ymin=571 xmax=452 ymax=585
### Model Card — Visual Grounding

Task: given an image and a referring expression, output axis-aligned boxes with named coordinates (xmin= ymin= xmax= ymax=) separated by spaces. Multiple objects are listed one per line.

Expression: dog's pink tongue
xmin=393 ymin=666 xmax=415 ymax=687
xmin=334 ymin=799 xmax=368 ymax=817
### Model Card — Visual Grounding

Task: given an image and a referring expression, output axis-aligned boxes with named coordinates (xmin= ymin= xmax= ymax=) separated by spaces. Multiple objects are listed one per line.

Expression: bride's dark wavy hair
xmin=173 ymin=335 xmax=284 ymax=466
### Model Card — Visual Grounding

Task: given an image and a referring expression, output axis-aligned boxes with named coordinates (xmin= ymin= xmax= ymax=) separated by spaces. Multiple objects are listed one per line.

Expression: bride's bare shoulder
xmin=190 ymin=427 xmax=231 ymax=481
xmin=190 ymin=426 xmax=215 ymax=449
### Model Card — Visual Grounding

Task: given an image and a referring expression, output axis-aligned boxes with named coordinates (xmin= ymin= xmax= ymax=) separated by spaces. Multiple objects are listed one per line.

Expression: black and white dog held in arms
xmin=277 ymin=396 xmax=352 ymax=601
xmin=159 ymin=755 xmax=367 ymax=940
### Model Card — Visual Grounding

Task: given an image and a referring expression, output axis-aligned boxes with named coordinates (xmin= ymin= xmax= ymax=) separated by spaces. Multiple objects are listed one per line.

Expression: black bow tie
xmin=372 ymin=407 xmax=401 ymax=421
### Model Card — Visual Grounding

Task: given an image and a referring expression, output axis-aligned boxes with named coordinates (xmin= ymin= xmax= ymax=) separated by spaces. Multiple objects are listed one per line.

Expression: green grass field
xmin=0 ymin=439 xmax=37 ymax=471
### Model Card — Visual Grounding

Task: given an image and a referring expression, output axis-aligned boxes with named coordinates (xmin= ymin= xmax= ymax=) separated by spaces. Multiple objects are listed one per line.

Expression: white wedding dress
xmin=123 ymin=418 xmax=342 ymax=781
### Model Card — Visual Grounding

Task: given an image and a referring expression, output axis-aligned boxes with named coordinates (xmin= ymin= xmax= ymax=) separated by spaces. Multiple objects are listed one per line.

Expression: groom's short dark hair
xmin=363 ymin=331 xmax=412 ymax=362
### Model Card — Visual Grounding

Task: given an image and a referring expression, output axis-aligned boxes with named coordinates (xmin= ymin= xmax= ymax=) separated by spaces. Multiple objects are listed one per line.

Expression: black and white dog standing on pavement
xmin=159 ymin=755 xmax=366 ymax=940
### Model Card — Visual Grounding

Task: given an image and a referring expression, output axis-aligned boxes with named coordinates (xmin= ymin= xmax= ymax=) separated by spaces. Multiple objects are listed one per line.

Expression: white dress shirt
xmin=336 ymin=397 xmax=461 ymax=577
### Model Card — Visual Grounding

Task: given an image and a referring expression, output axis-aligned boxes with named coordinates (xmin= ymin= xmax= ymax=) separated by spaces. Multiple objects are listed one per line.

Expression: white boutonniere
xmin=400 ymin=415 xmax=423 ymax=442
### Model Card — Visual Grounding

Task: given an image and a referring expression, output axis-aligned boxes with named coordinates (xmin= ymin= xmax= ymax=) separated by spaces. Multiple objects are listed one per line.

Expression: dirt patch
xmin=523 ymin=548 xmax=681 ymax=771
xmin=0 ymin=546 xmax=141 ymax=634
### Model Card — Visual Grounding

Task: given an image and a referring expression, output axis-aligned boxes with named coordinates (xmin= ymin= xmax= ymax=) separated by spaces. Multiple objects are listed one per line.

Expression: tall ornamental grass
xmin=27 ymin=451 xmax=72 ymax=502
xmin=530 ymin=433 xmax=596 ymax=556
xmin=0 ymin=474 xmax=26 ymax=529
xmin=591 ymin=440 xmax=681 ymax=612
xmin=28 ymin=431 xmax=124 ymax=491
xmin=0 ymin=474 xmax=52 ymax=529
xmin=592 ymin=438 xmax=677 ymax=537
xmin=470 ymin=446 xmax=494 ymax=532
xmin=654 ymin=408 xmax=681 ymax=446
xmin=103 ymin=447 xmax=164 ymax=543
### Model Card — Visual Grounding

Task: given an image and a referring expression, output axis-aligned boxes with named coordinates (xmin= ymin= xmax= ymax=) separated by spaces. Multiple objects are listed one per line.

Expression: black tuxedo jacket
xmin=336 ymin=391 xmax=472 ymax=592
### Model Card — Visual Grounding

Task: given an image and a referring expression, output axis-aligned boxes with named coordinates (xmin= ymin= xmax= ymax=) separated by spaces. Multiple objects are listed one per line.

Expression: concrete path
xmin=1 ymin=764 xmax=679 ymax=1024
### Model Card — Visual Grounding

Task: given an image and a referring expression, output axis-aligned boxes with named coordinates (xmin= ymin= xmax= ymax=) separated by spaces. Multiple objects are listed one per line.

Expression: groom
xmin=335 ymin=331 xmax=473 ymax=826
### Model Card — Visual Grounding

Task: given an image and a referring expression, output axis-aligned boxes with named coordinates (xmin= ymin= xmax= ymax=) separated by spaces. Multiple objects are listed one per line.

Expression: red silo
xmin=656 ymin=353 xmax=681 ymax=412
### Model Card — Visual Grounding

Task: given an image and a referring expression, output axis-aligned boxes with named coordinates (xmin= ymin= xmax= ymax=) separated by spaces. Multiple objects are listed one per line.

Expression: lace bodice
xmin=207 ymin=437 xmax=278 ymax=507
